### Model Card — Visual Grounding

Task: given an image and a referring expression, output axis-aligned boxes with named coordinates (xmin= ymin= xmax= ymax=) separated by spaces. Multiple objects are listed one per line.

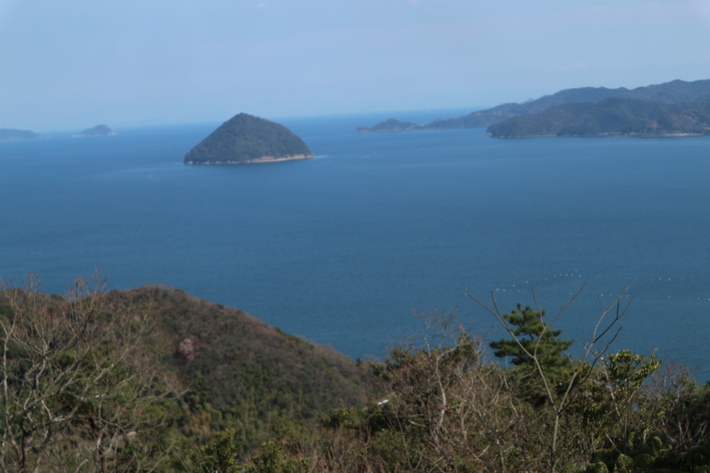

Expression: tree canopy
xmin=489 ymin=303 xmax=573 ymax=375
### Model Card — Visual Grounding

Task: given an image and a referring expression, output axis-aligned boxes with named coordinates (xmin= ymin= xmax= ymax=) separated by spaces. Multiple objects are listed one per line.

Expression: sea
xmin=1 ymin=109 xmax=709 ymax=381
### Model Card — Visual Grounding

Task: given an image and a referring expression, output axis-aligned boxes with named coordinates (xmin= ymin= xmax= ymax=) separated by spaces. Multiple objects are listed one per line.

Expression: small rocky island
xmin=185 ymin=113 xmax=313 ymax=164
xmin=73 ymin=124 xmax=116 ymax=137
xmin=0 ymin=128 xmax=41 ymax=141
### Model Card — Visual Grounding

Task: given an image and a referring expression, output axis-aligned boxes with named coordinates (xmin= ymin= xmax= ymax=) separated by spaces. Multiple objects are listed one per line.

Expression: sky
xmin=2 ymin=0 xmax=710 ymax=131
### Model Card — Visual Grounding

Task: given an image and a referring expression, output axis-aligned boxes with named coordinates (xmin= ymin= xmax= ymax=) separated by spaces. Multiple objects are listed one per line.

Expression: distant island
xmin=356 ymin=119 xmax=418 ymax=133
xmin=357 ymin=79 xmax=710 ymax=138
xmin=185 ymin=113 xmax=313 ymax=164
xmin=73 ymin=124 xmax=116 ymax=137
xmin=0 ymin=128 xmax=41 ymax=141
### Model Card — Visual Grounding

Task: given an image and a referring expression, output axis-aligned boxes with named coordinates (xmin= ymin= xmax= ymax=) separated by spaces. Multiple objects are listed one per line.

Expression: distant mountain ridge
xmin=488 ymin=98 xmax=710 ymax=137
xmin=356 ymin=79 xmax=710 ymax=137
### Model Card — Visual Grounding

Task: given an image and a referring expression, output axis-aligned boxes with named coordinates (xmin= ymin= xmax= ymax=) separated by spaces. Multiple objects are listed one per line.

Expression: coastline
xmin=72 ymin=132 xmax=118 ymax=138
xmin=487 ymin=131 xmax=707 ymax=139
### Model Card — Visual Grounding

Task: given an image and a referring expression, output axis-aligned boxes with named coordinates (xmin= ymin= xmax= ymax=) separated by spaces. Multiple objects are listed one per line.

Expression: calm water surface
xmin=1 ymin=111 xmax=709 ymax=379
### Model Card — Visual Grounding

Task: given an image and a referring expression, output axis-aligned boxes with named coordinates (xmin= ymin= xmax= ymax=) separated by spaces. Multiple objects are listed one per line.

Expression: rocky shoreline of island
xmin=185 ymin=153 xmax=312 ymax=165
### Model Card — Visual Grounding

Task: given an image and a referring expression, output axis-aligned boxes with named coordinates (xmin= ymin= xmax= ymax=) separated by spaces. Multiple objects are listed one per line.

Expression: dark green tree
xmin=472 ymin=287 xmax=629 ymax=473
xmin=489 ymin=303 xmax=573 ymax=378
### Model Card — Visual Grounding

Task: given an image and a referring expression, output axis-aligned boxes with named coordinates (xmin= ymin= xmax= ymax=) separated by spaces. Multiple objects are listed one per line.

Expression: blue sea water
xmin=1 ymin=110 xmax=709 ymax=379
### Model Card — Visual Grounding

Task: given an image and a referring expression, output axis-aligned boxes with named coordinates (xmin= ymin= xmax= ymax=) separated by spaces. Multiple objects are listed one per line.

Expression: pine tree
xmin=489 ymin=303 xmax=573 ymax=378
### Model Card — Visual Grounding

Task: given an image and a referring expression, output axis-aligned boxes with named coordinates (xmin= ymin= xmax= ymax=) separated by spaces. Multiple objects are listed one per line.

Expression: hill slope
xmin=0 ymin=283 xmax=368 ymax=461
xmin=117 ymin=286 xmax=368 ymax=447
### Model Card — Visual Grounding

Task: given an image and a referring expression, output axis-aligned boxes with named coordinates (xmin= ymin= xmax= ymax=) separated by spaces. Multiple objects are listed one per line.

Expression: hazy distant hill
xmin=356 ymin=79 xmax=710 ymax=136
xmin=73 ymin=124 xmax=116 ymax=137
xmin=0 ymin=128 xmax=41 ymax=141
xmin=185 ymin=113 xmax=313 ymax=164
xmin=356 ymin=118 xmax=419 ymax=133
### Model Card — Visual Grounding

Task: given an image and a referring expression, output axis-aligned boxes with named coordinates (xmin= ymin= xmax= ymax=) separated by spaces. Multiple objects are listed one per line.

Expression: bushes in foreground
xmin=3 ymin=275 xmax=710 ymax=472
xmin=205 ymin=299 xmax=710 ymax=473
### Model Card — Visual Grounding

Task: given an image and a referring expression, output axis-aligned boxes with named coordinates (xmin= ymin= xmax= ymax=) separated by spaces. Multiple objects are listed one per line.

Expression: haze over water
xmin=2 ymin=110 xmax=709 ymax=380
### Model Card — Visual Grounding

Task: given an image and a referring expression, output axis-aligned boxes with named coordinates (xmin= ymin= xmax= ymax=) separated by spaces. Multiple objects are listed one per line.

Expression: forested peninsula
xmin=185 ymin=113 xmax=313 ymax=164
xmin=357 ymin=79 xmax=710 ymax=138
xmin=3 ymin=276 xmax=710 ymax=473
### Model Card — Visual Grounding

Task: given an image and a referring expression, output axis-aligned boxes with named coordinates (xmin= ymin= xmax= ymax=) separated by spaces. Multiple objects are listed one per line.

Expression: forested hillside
xmin=429 ymin=78 xmax=710 ymax=130
xmin=134 ymin=285 xmax=368 ymax=449
xmin=355 ymin=79 xmax=710 ymax=137
xmin=0 ymin=277 xmax=367 ymax=472
xmin=487 ymin=99 xmax=710 ymax=137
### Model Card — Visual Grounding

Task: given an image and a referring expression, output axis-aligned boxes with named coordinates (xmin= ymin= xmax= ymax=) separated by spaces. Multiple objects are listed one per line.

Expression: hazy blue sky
xmin=2 ymin=0 xmax=710 ymax=130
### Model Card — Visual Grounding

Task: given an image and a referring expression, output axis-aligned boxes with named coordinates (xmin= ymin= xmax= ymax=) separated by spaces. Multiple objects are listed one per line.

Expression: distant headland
xmin=73 ymin=124 xmax=116 ymax=137
xmin=0 ymin=128 xmax=41 ymax=141
xmin=185 ymin=113 xmax=313 ymax=165
xmin=355 ymin=119 xmax=418 ymax=133
xmin=357 ymin=79 xmax=710 ymax=138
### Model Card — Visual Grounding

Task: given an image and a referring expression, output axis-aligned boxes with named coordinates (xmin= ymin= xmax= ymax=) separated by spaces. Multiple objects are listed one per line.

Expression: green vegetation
xmin=0 ymin=275 xmax=366 ymax=472
xmin=185 ymin=113 xmax=313 ymax=164
xmin=2 ymin=275 xmax=710 ymax=472
xmin=489 ymin=303 xmax=573 ymax=373
xmin=132 ymin=285 xmax=368 ymax=450
xmin=0 ymin=275 xmax=181 ymax=473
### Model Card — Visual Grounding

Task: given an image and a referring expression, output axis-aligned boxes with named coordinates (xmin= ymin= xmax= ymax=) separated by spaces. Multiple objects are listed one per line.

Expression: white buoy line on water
xmin=485 ymin=268 xmax=703 ymax=302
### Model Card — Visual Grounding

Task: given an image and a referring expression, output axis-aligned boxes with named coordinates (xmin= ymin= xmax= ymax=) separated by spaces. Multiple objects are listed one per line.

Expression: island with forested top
xmin=185 ymin=113 xmax=313 ymax=164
